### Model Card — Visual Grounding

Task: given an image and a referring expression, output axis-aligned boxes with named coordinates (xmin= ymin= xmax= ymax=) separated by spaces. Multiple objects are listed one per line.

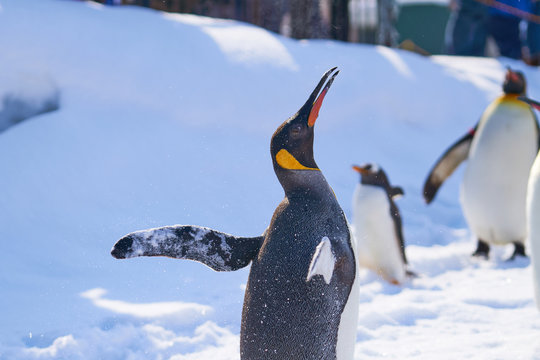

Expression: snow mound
xmin=0 ymin=69 xmax=59 ymax=132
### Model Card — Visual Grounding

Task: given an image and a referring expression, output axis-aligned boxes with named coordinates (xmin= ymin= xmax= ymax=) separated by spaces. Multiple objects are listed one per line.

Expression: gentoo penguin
xmin=516 ymin=96 xmax=540 ymax=310
xmin=352 ymin=163 xmax=412 ymax=284
xmin=111 ymin=68 xmax=359 ymax=359
xmin=423 ymin=68 xmax=539 ymax=259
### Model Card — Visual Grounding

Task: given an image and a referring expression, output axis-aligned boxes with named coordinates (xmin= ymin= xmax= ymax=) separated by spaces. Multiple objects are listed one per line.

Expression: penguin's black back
xmin=240 ymin=177 xmax=355 ymax=359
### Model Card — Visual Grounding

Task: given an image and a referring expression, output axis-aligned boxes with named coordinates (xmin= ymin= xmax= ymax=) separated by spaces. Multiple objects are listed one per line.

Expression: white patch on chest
xmin=306 ymin=236 xmax=335 ymax=284
xmin=305 ymin=230 xmax=360 ymax=359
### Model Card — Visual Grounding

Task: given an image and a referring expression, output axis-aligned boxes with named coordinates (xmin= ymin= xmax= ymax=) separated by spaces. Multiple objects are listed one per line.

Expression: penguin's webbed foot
xmin=471 ymin=239 xmax=490 ymax=259
xmin=507 ymin=242 xmax=527 ymax=261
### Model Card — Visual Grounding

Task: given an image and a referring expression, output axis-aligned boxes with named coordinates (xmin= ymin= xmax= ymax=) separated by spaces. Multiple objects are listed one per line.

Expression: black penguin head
xmin=352 ymin=163 xmax=404 ymax=198
xmin=503 ymin=68 xmax=526 ymax=95
xmin=270 ymin=68 xmax=339 ymax=177
xmin=352 ymin=163 xmax=389 ymax=187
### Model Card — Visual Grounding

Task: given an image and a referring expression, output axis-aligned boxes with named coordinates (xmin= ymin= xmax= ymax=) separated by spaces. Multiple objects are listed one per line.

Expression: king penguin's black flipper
xmin=423 ymin=127 xmax=476 ymax=203
xmin=390 ymin=186 xmax=404 ymax=199
xmin=518 ymin=96 xmax=540 ymax=149
xmin=111 ymin=225 xmax=264 ymax=272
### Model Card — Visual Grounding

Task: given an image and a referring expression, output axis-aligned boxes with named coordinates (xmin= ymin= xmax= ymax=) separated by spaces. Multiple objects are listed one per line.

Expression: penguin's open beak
xmin=305 ymin=67 xmax=340 ymax=127
xmin=518 ymin=96 xmax=540 ymax=111
xmin=352 ymin=165 xmax=369 ymax=174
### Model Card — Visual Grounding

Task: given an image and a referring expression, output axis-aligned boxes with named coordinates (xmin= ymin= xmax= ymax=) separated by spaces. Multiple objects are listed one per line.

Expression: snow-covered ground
xmin=1 ymin=0 xmax=540 ymax=359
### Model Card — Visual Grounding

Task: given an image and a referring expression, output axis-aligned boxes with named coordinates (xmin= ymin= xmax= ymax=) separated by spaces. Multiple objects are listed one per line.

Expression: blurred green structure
xmin=396 ymin=2 xmax=451 ymax=54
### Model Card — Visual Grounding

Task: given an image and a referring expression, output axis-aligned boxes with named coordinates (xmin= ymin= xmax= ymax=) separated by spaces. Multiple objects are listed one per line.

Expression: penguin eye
xmin=290 ymin=124 xmax=303 ymax=138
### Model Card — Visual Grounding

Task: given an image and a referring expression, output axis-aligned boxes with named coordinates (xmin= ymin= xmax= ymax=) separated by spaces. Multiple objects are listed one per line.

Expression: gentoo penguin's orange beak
xmin=352 ymin=165 xmax=369 ymax=174
xmin=307 ymin=68 xmax=339 ymax=127
xmin=518 ymin=96 xmax=540 ymax=111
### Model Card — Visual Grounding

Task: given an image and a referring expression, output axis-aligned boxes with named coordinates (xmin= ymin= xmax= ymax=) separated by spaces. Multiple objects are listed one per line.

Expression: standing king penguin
xmin=111 ymin=68 xmax=360 ymax=359
xmin=516 ymin=96 xmax=540 ymax=310
xmin=352 ymin=163 xmax=412 ymax=284
xmin=423 ymin=68 xmax=539 ymax=259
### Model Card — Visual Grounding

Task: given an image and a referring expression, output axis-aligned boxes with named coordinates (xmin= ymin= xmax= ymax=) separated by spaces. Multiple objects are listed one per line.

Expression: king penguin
xmin=423 ymin=68 xmax=539 ymax=259
xmin=516 ymin=96 xmax=540 ymax=310
xmin=352 ymin=163 xmax=413 ymax=284
xmin=111 ymin=68 xmax=359 ymax=359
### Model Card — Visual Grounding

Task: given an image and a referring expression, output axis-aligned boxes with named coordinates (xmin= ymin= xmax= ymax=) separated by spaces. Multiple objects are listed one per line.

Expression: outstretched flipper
xmin=519 ymin=96 xmax=540 ymax=113
xmin=390 ymin=186 xmax=404 ymax=199
xmin=111 ymin=225 xmax=264 ymax=272
xmin=423 ymin=127 xmax=476 ymax=203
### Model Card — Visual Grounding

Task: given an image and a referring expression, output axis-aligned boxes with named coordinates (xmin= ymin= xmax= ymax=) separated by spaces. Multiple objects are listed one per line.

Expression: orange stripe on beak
xmin=307 ymin=68 xmax=339 ymax=127
xmin=308 ymin=87 xmax=328 ymax=127
xmin=506 ymin=68 xmax=520 ymax=83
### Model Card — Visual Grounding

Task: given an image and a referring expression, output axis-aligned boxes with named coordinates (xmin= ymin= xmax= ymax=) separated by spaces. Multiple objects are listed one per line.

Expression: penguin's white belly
xmin=461 ymin=104 xmax=537 ymax=244
xmin=352 ymin=184 xmax=405 ymax=283
xmin=527 ymin=154 xmax=540 ymax=311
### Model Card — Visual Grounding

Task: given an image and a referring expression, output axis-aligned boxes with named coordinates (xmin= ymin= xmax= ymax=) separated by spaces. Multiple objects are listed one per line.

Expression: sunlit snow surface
xmin=1 ymin=0 xmax=540 ymax=359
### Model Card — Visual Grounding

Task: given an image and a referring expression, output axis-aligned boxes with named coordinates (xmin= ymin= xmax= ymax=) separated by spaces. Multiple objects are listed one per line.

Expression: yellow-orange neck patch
xmin=496 ymin=94 xmax=529 ymax=109
xmin=276 ymin=149 xmax=319 ymax=171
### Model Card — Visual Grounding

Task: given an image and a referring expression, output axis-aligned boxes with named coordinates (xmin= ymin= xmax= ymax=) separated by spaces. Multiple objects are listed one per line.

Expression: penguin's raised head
xmin=353 ymin=163 xmax=404 ymax=198
xmin=270 ymin=68 xmax=339 ymax=193
xmin=503 ymin=68 xmax=526 ymax=95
